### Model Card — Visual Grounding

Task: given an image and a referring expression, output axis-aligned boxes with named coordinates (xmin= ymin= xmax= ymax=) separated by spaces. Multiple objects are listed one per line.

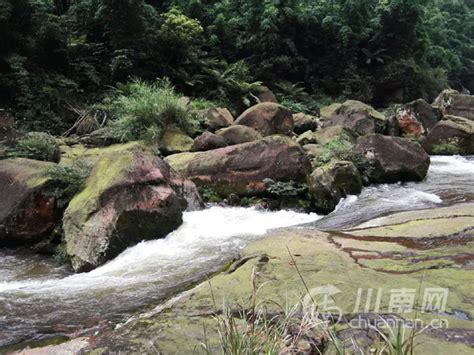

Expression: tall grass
xmin=105 ymin=79 xmax=196 ymax=143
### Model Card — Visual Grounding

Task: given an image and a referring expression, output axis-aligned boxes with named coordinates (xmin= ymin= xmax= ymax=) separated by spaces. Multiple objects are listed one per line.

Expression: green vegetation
xmin=432 ymin=141 xmax=462 ymax=155
xmin=6 ymin=132 xmax=57 ymax=161
xmin=1 ymin=1 xmax=473 ymax=133
xmin=45 ymin=159 xmax=93 ymax=208
xmin=104 ymin=79 xmax=197 ymax=143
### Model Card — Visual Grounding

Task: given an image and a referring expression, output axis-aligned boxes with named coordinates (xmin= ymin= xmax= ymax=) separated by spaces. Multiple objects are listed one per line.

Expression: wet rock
xmin=165 ymin=135 xmax=310 ymax=197
xmin=422 ymin=116 xmax=474 ymax=155
xmin=86 ymin=203 xmax=474 ymax=354
xmin=216 ymin=125 xmax=262 ymax=145
xmin=63 ymin=145 xmax=201 ymax=272
xmin=433 ymin=89 xmax=474 ymax=120
xmin=234 ymin=103 xmax=293 ymax=136
xmin=308 ymin=160 xmax=362 ymax=214
xmin=293 ymin=113 xmax=318 ymax=134
xmin=191 ymin=132 xmax=227 ymax=152
xmin=0 ymin=159 xmax=59 ymax=246
xmin=355 ymin=134 xmax=430 ymax=183
xmin=323 ymin=100 xmax=387 ymax=136
xmin=159 ymin=126 xmax=194 ymax=156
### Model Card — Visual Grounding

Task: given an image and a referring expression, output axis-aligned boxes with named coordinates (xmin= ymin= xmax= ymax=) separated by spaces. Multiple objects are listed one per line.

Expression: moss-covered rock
xmin=0 ymin=158 xmax=59 ymax=246
xmin=422 ymin=115 xmax=474 ymax=155
xmin=86 ymin=203 xmax=474 ymax=354
xmin=308 ymin=160 xmax=362 ymax=214
xmin=159 ymin=126 xmax=194 ymax=156
xmin=63 ymin=145 xmax=201 ymax=272
xmin=322 ymin=100 xmax=387 ymax=136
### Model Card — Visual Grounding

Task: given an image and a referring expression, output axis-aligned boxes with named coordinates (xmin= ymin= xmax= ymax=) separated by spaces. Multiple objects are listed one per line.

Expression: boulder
xmin=320 ymin=103 xmax=341 ymax=119
xmin=393 ymin=99 xmax=442 ymax=138
xmin=296 ymin=130 xmax=317 ymax=146
xmin=63 ymin=145 xmax=201 ymax=272
xmin=355 ymin=134 xmax=430 ymax=183
xmin=316 ymin=125 xmax=357 ymax=145
xmin=256 ymin=86 xmax=278 ymax=103
xmin=309 ymin=161 xmax=362 ymax=214
xmin=0 ymin=159 xmax=59 ymax=246
xmin=422 ymin=116 xmax=474 ymax=155
xmin=433 ymin=89 xmax=474 ymax=120
xmin=323 ymin=100 xmax=387 ymax=136
xmin=196 ymin=108 xmax=234 ymax=132
xmin=159 ymin=126 xmax=194 ymax=156
xmin=234 ymin=103 xmax=293 ymax=136
xmin=293 ymin=113 xmax=318 ymax=134
xmin=216 ymin=125 xmax=262 ymax=145
xmin=191 ymin=132 xmax=227 ymax=152
xmin=165 ymin=135 xmax=310 ymax=197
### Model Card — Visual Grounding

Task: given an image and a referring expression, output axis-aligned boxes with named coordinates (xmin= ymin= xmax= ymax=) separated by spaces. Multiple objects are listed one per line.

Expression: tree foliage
xmin=0 ymin=0 xmax=473 ymax=134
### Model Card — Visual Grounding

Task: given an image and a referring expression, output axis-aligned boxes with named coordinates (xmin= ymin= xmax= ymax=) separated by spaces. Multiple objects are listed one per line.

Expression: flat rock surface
xmin=85 ymin=203 xmax=474 ymax=353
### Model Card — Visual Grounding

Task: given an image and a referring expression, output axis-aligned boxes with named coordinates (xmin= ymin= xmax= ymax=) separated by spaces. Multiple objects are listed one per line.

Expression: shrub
xmin=6 ymin=132 xmax=58 ymax=161
xmin=104 ymin=79 xmax=197 ymax=143
xmin=313 ymin=133 xmax=374 ymax=179
xmin=432 ymin=141 xmax=461 ymax=155
xmin=45 ymin=159 xmax=93 ymax=208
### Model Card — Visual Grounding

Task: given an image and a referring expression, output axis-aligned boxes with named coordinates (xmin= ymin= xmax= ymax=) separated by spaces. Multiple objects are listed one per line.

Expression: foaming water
xmin=314 ymin=155 xmax=474 ymax=230
xmin=0 ymin=156 xmax=472 ymax=346
xmin=0 ymin=207 xmax=320 ymax=346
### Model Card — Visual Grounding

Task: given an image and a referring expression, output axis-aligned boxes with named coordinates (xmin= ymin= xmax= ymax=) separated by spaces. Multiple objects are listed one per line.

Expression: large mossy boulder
xmin=323 ymin=100 xmax=387 ymax=136
xmin=63 ymin=144 xmax=201 ymax=272
xmin=216 ymin=125 xmax=262 ymax=145
xmin=0 ymin=159 xmax=59 ymax=246
xmin=308 ymin=160 xmax=362 ymax=214
xmin=234 ymin=103 xmax=293 ymax=136
xmin=165 ymin=135 xmax=310 ymax=197
xmin=355 ymin=134 xmax=430 ymax=183
xmin=433 ymin=89 xmax=474 ymax=120
xmin=422 ymin=116 xmax=474 ymax=155
xmin=159 ymin=126 xmax=194 ymax=156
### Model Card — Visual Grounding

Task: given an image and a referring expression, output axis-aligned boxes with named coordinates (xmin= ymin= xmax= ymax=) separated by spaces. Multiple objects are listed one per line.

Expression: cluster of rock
xmin=1 ymin=88 xmax=473 ymax=272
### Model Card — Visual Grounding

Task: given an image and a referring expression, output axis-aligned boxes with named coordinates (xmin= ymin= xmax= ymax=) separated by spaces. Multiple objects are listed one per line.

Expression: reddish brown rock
xmin=191 ymin=131 xmax=227 ymax=152
xmin=355 ymin=134 xmax=430 ymax=183
xmin=433 ymin=89 xmax=474 ymax=120
xmin=216 ymin=125 xmax=262 ymax=145
xmin=165 ymin=135 xmax=310 ymax=197
xmin=234 ymin=103 xmax=293 ymax=136
xmin=0 ymin=159 xmax=59 ymax=246
xmin=63 ymin=145 xmax=202 ymax=272
xmin=422 ymin=116 xmax=474 ymax=155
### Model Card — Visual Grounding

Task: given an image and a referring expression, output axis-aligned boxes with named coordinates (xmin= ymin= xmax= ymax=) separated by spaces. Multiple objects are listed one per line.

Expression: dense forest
xmin=1 ymin=0 xmax=473 ymax=135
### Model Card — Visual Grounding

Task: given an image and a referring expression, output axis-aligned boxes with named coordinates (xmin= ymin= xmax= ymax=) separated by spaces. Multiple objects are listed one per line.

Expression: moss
xmin=432 ymin=141 xmax=462 ymax=155
xmin=320 ymin=103 xmax=342 ymax=118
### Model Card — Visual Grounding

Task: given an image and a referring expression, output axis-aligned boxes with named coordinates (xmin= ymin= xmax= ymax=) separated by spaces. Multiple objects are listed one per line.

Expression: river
xmin=0 ymin=155 xmax=473 ymax=348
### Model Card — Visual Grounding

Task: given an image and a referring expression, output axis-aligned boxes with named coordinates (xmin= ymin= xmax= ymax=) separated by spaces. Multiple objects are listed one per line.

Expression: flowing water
xmin=0 ymin=156 xmax=473 ymax=347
